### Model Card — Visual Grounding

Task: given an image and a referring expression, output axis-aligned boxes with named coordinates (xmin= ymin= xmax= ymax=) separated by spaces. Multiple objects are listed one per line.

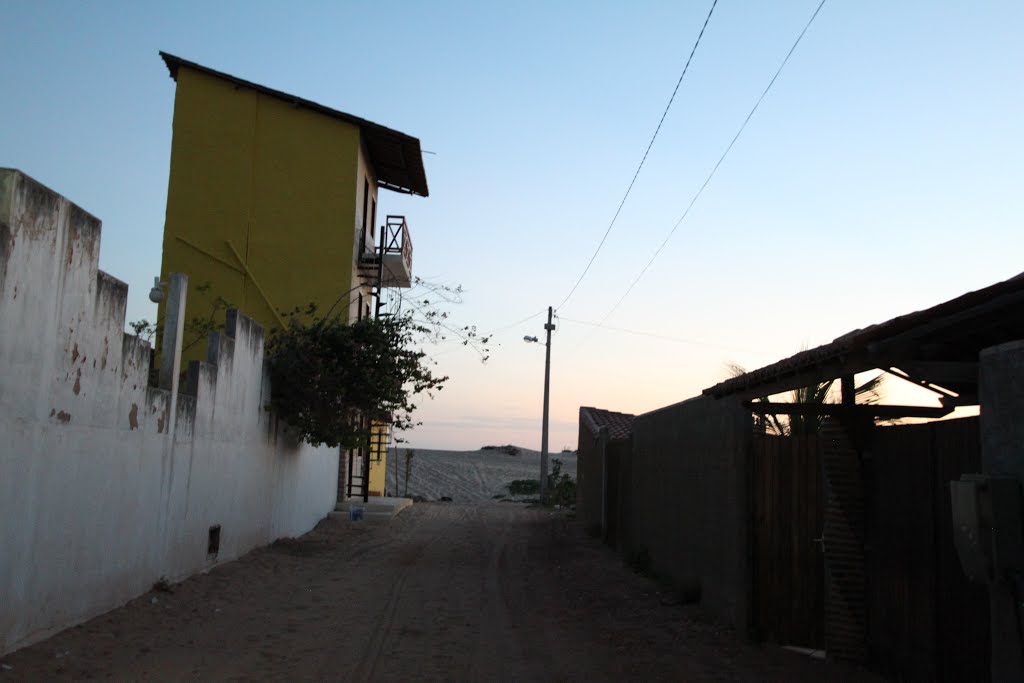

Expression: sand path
xmin=0 ymin=503 xmax=878 ymax=681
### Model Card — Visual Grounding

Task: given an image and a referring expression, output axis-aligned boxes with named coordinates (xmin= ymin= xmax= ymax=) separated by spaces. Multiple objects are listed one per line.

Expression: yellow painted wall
xmin=160 ymin=66 xmax=369 ymax=360
xmin=350 ymin=141 xmax=378 ymax=322
xmin=367 ymin=422 xmax=389 ymax=497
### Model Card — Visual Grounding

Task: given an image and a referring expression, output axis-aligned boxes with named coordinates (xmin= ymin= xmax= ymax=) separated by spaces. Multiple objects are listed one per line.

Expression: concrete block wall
xmin=576 ymin=417 xmax=603 ymax=534
xmin=0 ymin=169 xmax=339 ymax=655
xmin=629 ymin=395 xmax=752 ymax=630
xmin=577 ymin=412 xmax=632 ymax=551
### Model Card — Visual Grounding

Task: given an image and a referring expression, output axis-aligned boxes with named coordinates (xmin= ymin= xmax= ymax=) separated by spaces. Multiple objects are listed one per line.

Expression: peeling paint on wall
xmin=0 ymin=220 xmax=11 ymax=300
xmin=0 ymin=169 xmax=338 ymax=657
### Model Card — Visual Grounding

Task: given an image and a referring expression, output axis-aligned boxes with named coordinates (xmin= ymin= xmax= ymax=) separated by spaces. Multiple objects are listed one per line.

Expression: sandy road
xmin=0 ymin=503 xmax=877 ymax=682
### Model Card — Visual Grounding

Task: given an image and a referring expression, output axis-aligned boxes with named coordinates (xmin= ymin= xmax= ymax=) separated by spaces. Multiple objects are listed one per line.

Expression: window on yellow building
xmin=370 ymin=197 xmax=376 ymax=243
xmin=361 ymin=178 xmax=370 ymax=250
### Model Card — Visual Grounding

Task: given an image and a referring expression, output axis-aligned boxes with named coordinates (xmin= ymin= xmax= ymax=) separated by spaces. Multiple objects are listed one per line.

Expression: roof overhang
xmin=703 ymin=272 xmax=1024 ymax=407
xmin=159 ymin=52 xmax=429 ymax=197
xmin=579 ymin=406 xmax=635 ymax=440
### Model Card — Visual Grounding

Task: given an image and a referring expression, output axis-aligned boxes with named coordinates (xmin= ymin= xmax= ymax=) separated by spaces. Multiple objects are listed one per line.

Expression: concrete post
xmin=540 ymin=306 xmax=554 ymax=502
xmin=821 ymin=417 xmax=867 ymax=663
xmin=979 ymin=340 xmax=1024 ymax=682
xmin=158 ymin=273 xmax=188 ymax=395
xmin=156 ymin=273 xmax=187 ymax=571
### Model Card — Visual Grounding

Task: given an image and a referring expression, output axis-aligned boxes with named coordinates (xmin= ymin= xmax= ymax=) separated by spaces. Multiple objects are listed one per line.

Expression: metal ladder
xmin=346 ymin=421 xmax=391 ymax=502
xmin=344 ymin=447 xmax=364 ymax=502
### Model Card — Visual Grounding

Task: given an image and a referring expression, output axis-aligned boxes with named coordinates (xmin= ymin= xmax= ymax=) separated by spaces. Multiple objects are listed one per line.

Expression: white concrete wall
xmin=0 ymin=169 xmax=339 ymax=655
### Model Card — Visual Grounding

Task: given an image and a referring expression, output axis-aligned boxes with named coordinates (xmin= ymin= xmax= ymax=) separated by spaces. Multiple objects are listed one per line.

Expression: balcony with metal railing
xmin=359 ymin=215 xmax=413 ymax=288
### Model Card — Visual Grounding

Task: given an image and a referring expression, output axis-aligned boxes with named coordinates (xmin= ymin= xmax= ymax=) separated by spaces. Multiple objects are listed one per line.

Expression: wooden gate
xmin=867 ymin=417 xmax=989 ymax=682
xmin=750 ymin=434 xmax=825 ymax=648
xmin=750 ymin=418 xmax=990 ymax=678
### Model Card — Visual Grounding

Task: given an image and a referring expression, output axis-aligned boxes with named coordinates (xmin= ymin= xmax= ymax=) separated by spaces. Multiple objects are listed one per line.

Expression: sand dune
xmin=384 ymin=446 xmax=577 ymax=503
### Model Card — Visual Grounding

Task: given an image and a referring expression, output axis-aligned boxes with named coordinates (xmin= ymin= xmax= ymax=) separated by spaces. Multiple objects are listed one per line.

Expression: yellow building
xmin=157 ymin=52 xmax=426 ymax=499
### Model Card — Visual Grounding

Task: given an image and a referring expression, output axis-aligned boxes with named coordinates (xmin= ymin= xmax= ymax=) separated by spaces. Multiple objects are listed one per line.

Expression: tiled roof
xmin=704 ymin=271 xmax=1024 ymax=399
xmin=159 ymin=52 xmax=429 ymax=198
xmin=579 ymin=406 xmax=635 ymax=441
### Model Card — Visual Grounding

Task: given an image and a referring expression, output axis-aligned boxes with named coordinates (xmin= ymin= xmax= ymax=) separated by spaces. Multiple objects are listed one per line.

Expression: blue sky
xmin=2 ymin=1 xmax=1022 ymax=450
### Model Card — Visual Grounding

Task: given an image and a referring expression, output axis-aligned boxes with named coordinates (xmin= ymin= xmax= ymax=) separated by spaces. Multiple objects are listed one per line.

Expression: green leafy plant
xmin=482 ymin=444 xmax=521 ymax=455
xmin=725 ymin=360 xmax=887 ymax=435
xmin=507 ymin=479 xmax=541 ymax=496
xmin=547 ymin=458 xmax=576 ymax=507
xmin=266 ymin=307 xmax=448 ymax=449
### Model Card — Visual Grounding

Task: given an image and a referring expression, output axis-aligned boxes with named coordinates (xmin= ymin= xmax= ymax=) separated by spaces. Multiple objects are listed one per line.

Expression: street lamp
xmin=148 ymin=276 xmax=167 ymax=303
xmin=524 ymin=306 xmax=555 ymax=502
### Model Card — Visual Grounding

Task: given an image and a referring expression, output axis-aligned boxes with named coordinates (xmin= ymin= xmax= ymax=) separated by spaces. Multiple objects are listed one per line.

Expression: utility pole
xmin=540 ymin=305 xmax=555 ymax=502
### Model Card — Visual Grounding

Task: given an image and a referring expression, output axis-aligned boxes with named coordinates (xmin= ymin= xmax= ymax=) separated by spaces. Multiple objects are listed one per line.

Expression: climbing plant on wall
xmin=266 ymin=307 xmax=449 ymax=449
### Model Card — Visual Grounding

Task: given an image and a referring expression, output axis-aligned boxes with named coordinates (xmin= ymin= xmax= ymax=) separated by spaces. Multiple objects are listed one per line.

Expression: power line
xmin=595 ymin=0 xmax=829 ymax=327
xmin=556 ymin=0 xmax=720 ymax=312
xmin=488 ymin=310 xmax=545 ymax=336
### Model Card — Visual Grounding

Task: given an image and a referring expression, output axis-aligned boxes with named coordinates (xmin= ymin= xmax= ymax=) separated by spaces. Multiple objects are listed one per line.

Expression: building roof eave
xmin=159 ymin=51 xmax=429 ymax=197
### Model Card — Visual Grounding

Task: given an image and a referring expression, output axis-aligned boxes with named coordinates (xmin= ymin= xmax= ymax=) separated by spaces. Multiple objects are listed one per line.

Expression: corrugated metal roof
xmin=704 ymin=271 xmax=1024 ymax=399
xmin=580 ymin=406 xmax=635 ymax=441
xmin=159 ymin=52 xmax=429 ymax=198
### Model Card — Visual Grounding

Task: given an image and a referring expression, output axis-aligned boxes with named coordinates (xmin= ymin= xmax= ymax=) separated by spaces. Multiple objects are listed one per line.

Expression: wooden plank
xmin=864 ymin=417 xmax=989 ymax=682
xmin=750 ymin=418 xmax=994 ymax=679
xmin=931 ymin=418 xmax=989 ymax=682
xmin=745 ymin=401 xmax=953 ymax=419
xmin=750 ymin=434 xmax=825 ymax=648
xmin=867 ymin=423 xmax=937 ymax=680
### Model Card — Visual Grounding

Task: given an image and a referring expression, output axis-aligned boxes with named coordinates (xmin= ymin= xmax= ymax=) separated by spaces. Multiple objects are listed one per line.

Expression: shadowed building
xmin=156 ymin=52 xmax=428 ymax=499
xmin=577 ymin=406 xmax=634 ymax=550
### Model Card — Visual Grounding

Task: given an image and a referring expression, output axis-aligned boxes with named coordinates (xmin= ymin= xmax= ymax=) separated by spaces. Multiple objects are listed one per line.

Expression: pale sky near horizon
xmin=2 ymin=1 xmax=1021 ymax=451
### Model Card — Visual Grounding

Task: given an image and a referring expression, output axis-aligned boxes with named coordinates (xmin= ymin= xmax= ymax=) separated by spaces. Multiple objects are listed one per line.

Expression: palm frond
xmin=854 ymin=373 xmax=886 ymax=405
xmin=725 ymin=361 xmax=748 ymax=379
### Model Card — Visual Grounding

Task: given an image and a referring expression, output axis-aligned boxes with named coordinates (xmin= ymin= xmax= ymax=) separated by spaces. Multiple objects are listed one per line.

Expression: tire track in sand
xmin=341 ymin=504 xmax=468 ymax=683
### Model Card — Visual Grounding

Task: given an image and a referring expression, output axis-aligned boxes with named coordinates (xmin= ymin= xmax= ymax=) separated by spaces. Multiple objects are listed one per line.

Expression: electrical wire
xmin=594 ymin=0 xmax=829 ymax=328
xmin=556 ymin=0 xmax=719 ymax=312
xmin=488 ymin=310 xmax=546 ymax=336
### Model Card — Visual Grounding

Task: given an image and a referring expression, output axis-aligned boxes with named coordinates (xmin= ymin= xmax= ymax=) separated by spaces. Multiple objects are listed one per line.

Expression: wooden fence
xmin=749 ymin=417 xmax=990 ymax=680
xmin=867 ymin=417 xmax=989 ymax=682
xmin=750 ymin=434 xmax=825 ymax=648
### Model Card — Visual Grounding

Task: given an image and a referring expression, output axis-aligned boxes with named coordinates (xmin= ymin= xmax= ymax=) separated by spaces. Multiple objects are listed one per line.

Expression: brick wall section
xmin=630 ymin=396 xmax=752 ymax=630
xmin=821 ymin=418 xmax=867 ymax=662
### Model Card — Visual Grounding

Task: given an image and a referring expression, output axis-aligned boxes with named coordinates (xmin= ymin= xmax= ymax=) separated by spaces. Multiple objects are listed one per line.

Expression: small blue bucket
xmin=350 ymin=506 xmax=365 ymax=521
